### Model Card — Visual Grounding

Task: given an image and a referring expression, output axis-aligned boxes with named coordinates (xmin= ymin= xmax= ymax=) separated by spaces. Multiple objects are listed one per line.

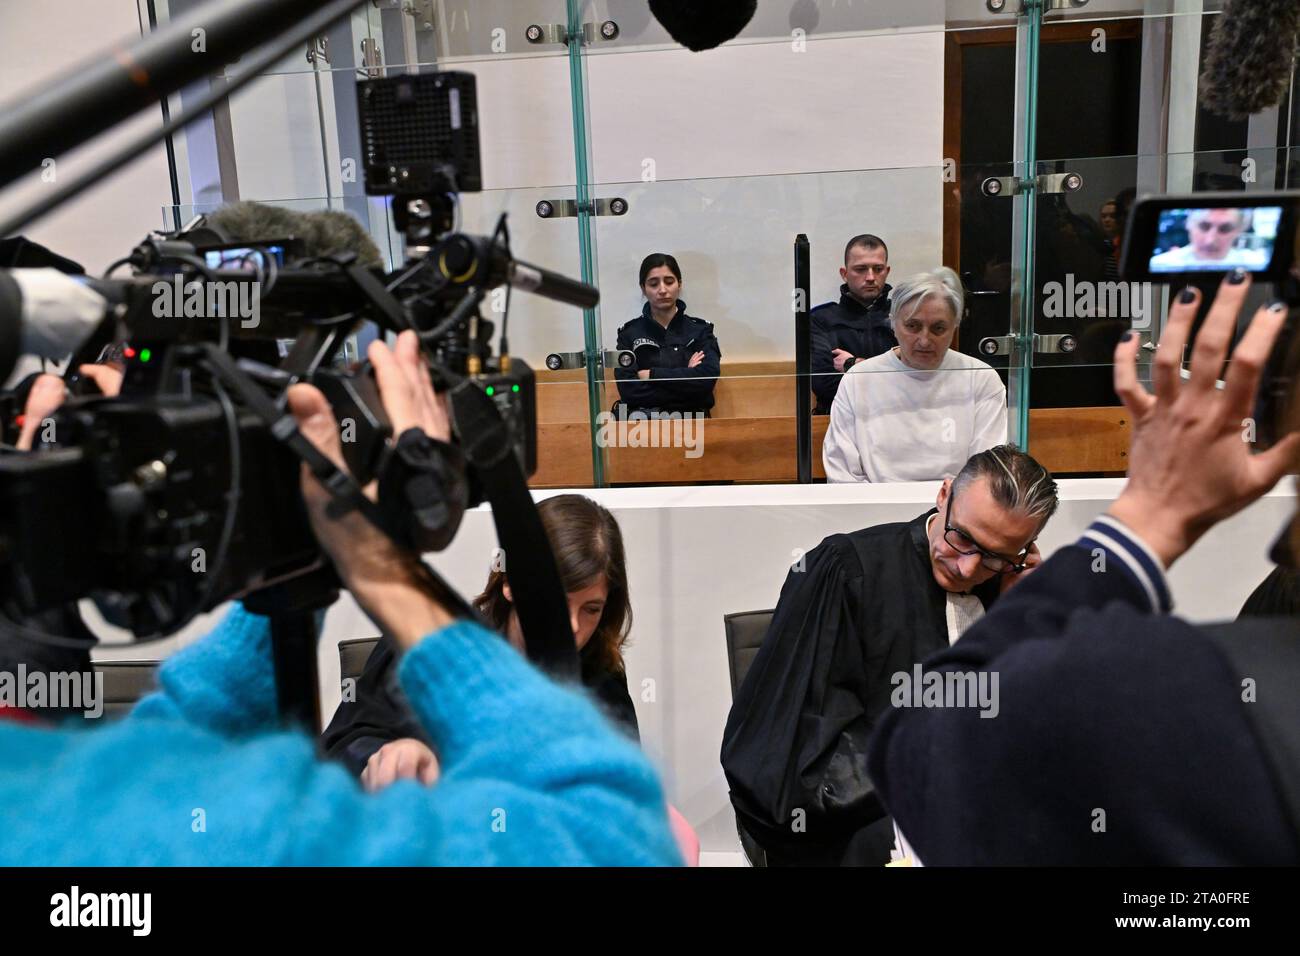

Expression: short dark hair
xmin=952 ymin=444 xmax=1059 ymax=525
xmin=844 ymin=234 xmax=889 ymax=264
xmin=639 ymin=253 xmax=682 ymax=288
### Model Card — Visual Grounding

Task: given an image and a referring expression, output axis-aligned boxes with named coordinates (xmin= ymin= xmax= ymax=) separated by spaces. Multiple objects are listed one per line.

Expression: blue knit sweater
xmin=0 ymin=605 xmax=682 ymax=866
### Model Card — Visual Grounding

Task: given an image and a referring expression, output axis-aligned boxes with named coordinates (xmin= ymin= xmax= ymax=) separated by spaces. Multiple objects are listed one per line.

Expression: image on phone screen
xmin=1147 ymin=206 xmax=1281 ymax=273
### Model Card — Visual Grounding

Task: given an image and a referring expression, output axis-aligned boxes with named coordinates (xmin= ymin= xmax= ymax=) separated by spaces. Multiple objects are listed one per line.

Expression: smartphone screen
xmin=1146 ymin=206 xmax=1282 ymax=274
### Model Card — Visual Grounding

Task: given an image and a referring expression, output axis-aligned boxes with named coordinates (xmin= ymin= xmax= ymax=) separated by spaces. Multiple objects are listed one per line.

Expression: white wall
xmin=0 ymin=0 xmax=173 ymax=275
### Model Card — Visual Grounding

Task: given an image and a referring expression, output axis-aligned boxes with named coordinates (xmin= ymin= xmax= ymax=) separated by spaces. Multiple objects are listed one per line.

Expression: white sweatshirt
xmin=822 ymin=347 xmax=1008 ymax=483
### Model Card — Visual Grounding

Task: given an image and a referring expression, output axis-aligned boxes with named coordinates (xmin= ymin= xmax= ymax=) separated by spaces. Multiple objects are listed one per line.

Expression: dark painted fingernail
xmin=1269 ymin=300 xmax=1288 ymax=313
xmin=1227 ymin=268 xmax=1248 ymax=285
xmin=1120 ymin=331 xmax=1134 ymax=342
xmin=1178 ymin=287 xmax=1197 ymax=304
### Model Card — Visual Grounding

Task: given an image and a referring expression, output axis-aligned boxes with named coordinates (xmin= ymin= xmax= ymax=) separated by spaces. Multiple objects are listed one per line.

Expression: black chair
xmin=93 ymin=660 xmax=160 ymax=718
xmin=722 ymin=609 xmax=773 ymax=698
xmin=722 ymin=609 xmax=774 ymax=866
xmin=338 ymin=637 xmax=380 ymax=684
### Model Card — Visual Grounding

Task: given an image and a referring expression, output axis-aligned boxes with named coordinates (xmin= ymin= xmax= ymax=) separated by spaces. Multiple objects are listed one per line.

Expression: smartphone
xmin=1121 ymin=191 xmax=1300 ymax=282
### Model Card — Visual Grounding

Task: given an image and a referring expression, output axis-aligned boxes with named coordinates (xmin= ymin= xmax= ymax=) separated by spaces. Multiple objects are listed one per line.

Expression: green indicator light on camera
xmin=139 ymin=348 xmax=152 ymax=363
xmin=485 ymin=385 xmax=495 ymax=396
xmin=512 ymin=384 xmax=520 ymax=393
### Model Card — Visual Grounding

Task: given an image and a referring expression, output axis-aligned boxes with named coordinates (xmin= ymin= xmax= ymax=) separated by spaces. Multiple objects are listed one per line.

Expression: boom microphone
xmin=1200 ymin=0 xmax=1300 ymax=119
xmin=434 ymin=234 xmax=600 ymax=310
xmin=649 ymin=0 xmax=757 ymax=52
xmin=0 ymin=0 xmax=357 ymax=190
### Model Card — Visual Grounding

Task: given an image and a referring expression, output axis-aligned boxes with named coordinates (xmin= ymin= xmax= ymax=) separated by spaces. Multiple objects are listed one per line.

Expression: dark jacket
xmin=867 ymin=516 xmax=1300 ymax=864
xmin=810 ymin=283 xmax=895 ymax=414
xmin=1239 ymin=566 xmax=1300 ymax=618
xmin=720 ymin=511 xmax=1001 ymax=866
xmin=322 ymin=632 xmax=640 ymax=777
xmin=614 ymin=300 xmax=721 ymax=414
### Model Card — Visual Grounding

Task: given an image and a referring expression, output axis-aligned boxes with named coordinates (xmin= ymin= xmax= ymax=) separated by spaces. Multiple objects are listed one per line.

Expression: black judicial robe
xmin=1238 ymin=566 xmax=1300 ymax=618
xmin=720 ymin=510 xmax=1000 ymax=866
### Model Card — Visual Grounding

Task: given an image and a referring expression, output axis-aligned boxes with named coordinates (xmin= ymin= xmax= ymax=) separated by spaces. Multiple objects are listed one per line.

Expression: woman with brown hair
xmin=321 ymin=494 xmax=639 ymax=791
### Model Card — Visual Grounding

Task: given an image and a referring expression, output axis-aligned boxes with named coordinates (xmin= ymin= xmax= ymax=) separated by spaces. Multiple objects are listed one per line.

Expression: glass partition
xmin=1019 ymin=2 xmax=1296 ymax=474
xmin=141 ymin=0 xmax=1291 ymax=487
xmin=570 ymin=3 xmax=1031 ymax=485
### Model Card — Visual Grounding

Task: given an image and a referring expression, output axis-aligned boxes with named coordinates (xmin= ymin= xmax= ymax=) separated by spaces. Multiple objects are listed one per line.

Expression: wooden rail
xmin=528 ymin=362 xmax=1129 ymax=486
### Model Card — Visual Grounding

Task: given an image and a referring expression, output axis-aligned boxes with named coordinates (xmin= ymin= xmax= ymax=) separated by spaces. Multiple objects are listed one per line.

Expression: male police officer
xmin=810 ymin=235 xmax=896 ymax=414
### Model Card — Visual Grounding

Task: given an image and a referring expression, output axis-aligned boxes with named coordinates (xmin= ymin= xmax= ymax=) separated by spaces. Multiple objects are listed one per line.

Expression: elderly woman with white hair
xmin=822 ymin=266 xmax=1007 ymax=482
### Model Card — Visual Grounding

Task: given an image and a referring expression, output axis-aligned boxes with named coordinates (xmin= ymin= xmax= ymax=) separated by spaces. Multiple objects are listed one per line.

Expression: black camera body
xmin=5 ymin=388 xmax=316 ymax=633
xmin=0 ymin=71 xmax=563 ymax=639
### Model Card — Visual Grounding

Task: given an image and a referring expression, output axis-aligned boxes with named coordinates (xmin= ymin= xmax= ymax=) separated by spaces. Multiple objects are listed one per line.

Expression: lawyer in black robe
xmin=721 ymin=510 xmax=1000 ymax=866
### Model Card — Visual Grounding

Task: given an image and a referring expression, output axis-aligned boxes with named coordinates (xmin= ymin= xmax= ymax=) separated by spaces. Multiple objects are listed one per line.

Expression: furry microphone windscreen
xmin=649 ymin=0 xmax=758 ymax=52
xmin=1200 ymin=0 xmax=1300 ymax=119
xmin=206 ymin=201 xmax=384 ymax=268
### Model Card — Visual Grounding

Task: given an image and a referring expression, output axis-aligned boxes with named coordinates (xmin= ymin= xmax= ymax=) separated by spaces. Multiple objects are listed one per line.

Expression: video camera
xmin=0 ymin=70 xmax=598 ymax=651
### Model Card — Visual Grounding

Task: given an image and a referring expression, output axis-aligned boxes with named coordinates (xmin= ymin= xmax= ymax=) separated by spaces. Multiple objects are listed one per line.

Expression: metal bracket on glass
xmin=404 ymin=0 xmax=437 ymax=33
xmin=981 ymin=171 xmax=1083 ymax=198
xmin=986 ymin=0 xmax=1088 ymax=12
xmin=978 ymin=333 xmax=1078 ymax=357
xmin=306 ymin=35 xmax=330 ymax=65
xmin=545 ymin=350 xmax=635 ymax=371
xmin=524 ymin=21 xmax=620 ymax=47
xmin=359 ymin=38 xmax=383 ymax=78
xmin=535 ymin=197 xmax=629 ymax=219
xmin=1038 ymin=172 xmax=1084 ymax=194
xmin=1036 ymin=333 xmax=1078 ymax=355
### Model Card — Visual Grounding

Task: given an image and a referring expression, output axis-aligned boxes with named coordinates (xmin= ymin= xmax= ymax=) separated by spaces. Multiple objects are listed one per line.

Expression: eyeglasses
xmin=943 ymin=494 xmax=1030 ymax=574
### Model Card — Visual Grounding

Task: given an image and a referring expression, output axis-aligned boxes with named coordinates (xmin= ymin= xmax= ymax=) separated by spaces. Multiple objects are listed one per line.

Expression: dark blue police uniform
xmin=614 ymin=300 xmax=721 ymax=414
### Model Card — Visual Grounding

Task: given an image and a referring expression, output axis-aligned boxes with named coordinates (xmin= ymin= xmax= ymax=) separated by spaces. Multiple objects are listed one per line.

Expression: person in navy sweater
xmin=0 ymin=331 xmax=681 ymax=866
xmin=613 ymin=253 xmax=722 ymax=416
xmin=868 ymin=272 xmax=1300 ymax=865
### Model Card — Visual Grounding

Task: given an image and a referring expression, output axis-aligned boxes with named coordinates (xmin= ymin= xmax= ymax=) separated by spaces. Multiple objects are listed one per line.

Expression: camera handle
xmin=199 ymin=343 xmax=481 ymax=730
xmin=446 ymin=373 xmax=581 ymax=684
xmin=242 ymin=567 xmax=339 ymax=734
